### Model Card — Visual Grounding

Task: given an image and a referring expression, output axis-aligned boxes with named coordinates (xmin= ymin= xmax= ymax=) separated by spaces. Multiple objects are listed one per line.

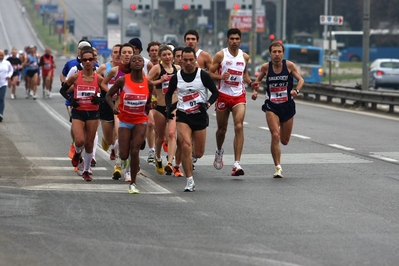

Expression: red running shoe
xmin=82 ymin=171 xmax=92 ymax=182
xmin=162 ymin=141 xmax=168 ymax=152
xmin=110 ymin=149 xmax=116 ymax=160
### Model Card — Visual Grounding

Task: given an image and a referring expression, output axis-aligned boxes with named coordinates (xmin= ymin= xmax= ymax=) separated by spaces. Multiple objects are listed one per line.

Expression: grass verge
xmin=21 ymin=0 xmax=64 ymax=53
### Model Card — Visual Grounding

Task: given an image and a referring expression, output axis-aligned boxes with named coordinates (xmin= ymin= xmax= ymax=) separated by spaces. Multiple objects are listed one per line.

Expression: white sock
xmin=114 ymin=139 xmax=119 ymax=150
xmin=187 ymin=176 xmax=193 ymax=182
xmin=84 ymin=152 xmax=93 ymax=171
xmin=93 ymin=132 xmax=98 ymax=156
xmin=276 ymin=164 xmax=282 ymax=169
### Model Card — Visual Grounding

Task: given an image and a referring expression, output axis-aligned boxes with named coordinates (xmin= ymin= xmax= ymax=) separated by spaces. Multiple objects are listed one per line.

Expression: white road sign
xmin=320 ymin=15 xmax=344 ymax=26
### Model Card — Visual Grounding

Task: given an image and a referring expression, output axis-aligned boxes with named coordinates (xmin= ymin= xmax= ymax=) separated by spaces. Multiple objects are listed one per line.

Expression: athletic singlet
xmin=265 ymin=60 xmax=293 ymax=104
xmin=41 ymin=55 xmax=53 ymax=72
xmin=143 ymin=57 xmax=150 ymax=76
xmin=156 ymin=63 xmax=177 ymax=94
xmin=118 ymin=74 xmax=150 ymax=124
xmin=26 ymin=54 xmax=38 ymax=70
xmin=7 ymin=57 xmax=21 ymax=74
xmin=73 ymin=71 xmax=100 ymax=111
xmin=217 ymin=48 xmax=246 ymax=97
xmin=176 ymin=69 xmax=208 ymax=114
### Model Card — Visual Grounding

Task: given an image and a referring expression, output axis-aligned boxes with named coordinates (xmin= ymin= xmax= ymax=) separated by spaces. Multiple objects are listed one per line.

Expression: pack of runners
xmin=55 ymin=28 xmax=304 ymax=194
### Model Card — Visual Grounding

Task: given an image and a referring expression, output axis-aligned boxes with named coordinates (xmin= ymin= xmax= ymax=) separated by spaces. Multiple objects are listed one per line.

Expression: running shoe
xmin=112 ymin=166 xmax=122 ymax=180
xmin=77 ymin=158 xmax=84 ymax=176
xmin=192 ymin=153 xmax=198 ymax=163
xmin=128 ymin=183 xmax=140 ymax=194
xmin=82 ymin=171 xmax=92 ymax=182
xmin=124 ymin=171 xmax=131 ymax=182
xmin=155 ymin=158 xmax=164 ymax=175
xmin=91 ymin=157 xmax=97 ymax=167
xmin=32 ymin=94 xmax=37 ymax=100
xmin=162 ymin=141 xmax=168 ymax=152
xmin=110 ymin=149 xmax=116 ymax=160
xmin=231 ymin=164 xmax=245 ymax=176
xmin=213 ymin=149 xmax=224 ymax=170
xmin=68 ymin=143 xmax=75 ymax=159
xmin=147 ymin=149 xmax=155 ymax=164
xmin=164 ymin=162 xmax=173 ymax=175
xmin=121 ymin=158 xmax=130 ymax=172
xmin=173 ymin=165 xmax=184 ymax=177
xmin=10 ymin=94 xmax=15 ymax=100
xmin=101 ymin=137 xmax=109 ymax=151
xmin=184 ymin=179 xmax=195 ymax=192
xmin=71 ymin=151 xmax=82 ymax=167
xmin=273 ymin=166 xmax=283 ymax=178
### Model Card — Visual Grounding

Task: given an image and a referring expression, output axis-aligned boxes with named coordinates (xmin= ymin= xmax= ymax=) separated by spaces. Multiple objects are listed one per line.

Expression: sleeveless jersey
xmin=41 ymin=55 xmax=53 ymax=72
xmin=176 ymin=69 xmax=208 ymax=114
xmin=26 ymin=54 xmax=38 ymax=70
xmin=156 ymin=63 xmax=177 ymax=94
xmin=73 ymin=71 xmax=100 ymax=111
xmin=118 ymin=75 xmax=150 ymax=124
xmin=265 ymin=60 xmax=294 ymax=104
xmin=143 ymin=58 xmax=150 ymax=76
xmin=217 ymin=48 xmax=246 ymax=97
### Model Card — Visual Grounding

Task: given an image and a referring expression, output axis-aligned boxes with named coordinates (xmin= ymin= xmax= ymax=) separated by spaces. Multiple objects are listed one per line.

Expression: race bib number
xmin=122 ymin=93 xmax=147 ymax=114
xmin=182 ymin=91 xmax=201 ymax=114
xmin=76 ymin=85 xmax=96 ymax=102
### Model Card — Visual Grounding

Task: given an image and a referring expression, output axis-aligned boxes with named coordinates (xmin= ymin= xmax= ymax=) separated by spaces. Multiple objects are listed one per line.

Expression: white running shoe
xmin=10 ymin=94 xmax=15 ymax=100
xmin=124 ymin=171 xmax=131 ymax=182
xmin=184 ymin=179 xmax=195 ymax=192
xmin=32 ymin=94 xmax=37 ymax=100
xmin=128 ymin=183 xmax=139 ymax=194
xmin=213 ymin=149 xmax=224 ymax=170
xmin=273 ymin=166 xmax=283 ymax=178
xmin=77 ymin=159 xmax=84 ymax=176
xmin=147 ymin=149 xmax=155 ymax=164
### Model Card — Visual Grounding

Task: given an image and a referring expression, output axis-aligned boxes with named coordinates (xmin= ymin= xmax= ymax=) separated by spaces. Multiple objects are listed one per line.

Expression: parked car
xmin=107 ymin=13 xmax=119 ymax=24
xmin=369 ymin=58 xmax=399 ymax=89
xmin=125 ymin=22 xmax=140 ymax=37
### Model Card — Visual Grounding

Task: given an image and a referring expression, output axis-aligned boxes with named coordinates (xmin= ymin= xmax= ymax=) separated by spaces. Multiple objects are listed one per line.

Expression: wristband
xmin=294 ymin=89 xmax=299 ymax=94
xmin=249 ymin=81 xmax=253 ymax=87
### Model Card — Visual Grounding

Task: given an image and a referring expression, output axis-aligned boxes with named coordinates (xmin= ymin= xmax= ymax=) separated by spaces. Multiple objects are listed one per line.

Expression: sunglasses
xmin=82 ymin=58 xmax=94 ymax=62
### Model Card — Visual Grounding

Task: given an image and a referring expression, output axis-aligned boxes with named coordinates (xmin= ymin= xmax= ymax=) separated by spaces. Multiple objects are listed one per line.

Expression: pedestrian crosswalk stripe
xmin=141 ymin=153 xmax=372 ymax=165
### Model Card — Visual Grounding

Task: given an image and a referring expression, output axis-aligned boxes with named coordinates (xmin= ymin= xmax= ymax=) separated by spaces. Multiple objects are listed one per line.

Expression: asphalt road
xmin=2 ymin=1 xmax=399 ymax=265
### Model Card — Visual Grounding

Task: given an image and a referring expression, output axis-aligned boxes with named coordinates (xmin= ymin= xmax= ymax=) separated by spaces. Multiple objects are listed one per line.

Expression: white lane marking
xmin=33 ymin=100 xmax=175 ymax=195
xmin=0 ymin=9 xmax=11 ymax=48
xmin=26 ymin=157 xmax=72 ymax=160
xmin=369 ymin=153 xmax=399 ymax=163
xmin=36 ymin=167 xmax=107 ymax=171
xmin=328 ymin=144 xmax=355 ymax=151
xmin=291 ymin=134 xmax=311 ymax=139
xmin=298 ymin=101 xmax=399 ymax=122
xmin=259 ymin=126 xmax=269 ymax=131
xmin=142 ymin=152 xmax=371 ymax=165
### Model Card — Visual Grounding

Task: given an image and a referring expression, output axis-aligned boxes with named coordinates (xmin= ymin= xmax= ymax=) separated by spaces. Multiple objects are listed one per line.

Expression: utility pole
xmin=251 ymin=0 xmax=257 ymax=75
xmin=328 ymin=0 xmax=332 ymax=85
xmin=361 ymin=0 xmax=370 ymax=91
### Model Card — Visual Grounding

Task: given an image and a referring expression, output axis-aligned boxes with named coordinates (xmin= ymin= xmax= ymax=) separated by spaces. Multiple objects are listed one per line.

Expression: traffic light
xmin=233 ymin=3 xmax=240 ymax=10
xmin=182 ymin=3 xmax=189 ymax=10
xmin=130 ymin=4 xmax=137 ymax=10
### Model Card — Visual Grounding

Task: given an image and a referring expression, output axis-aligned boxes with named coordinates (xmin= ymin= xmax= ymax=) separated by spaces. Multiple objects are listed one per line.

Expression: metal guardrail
xmin=251 ymin=78 xmax=399 ymax=113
